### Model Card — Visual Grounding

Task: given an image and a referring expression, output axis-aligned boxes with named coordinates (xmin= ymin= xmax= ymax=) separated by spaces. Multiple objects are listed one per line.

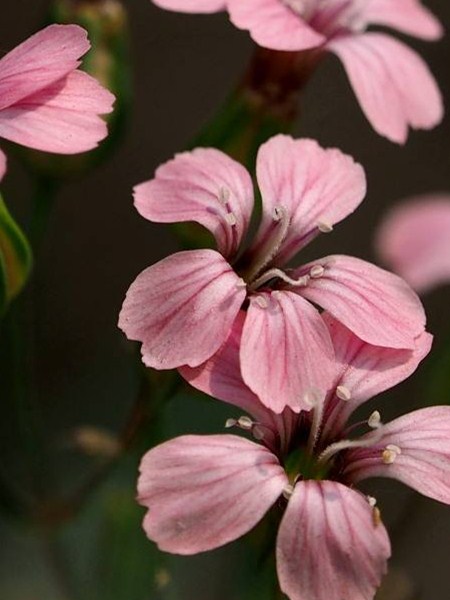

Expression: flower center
xmin=282 ymin=0 xmax=367 ymax=38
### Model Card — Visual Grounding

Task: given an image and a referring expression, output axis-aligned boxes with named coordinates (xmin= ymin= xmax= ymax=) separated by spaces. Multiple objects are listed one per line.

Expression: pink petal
xmin=277 ymin=480 xmax=391 ymax=600
xmin=227 ymin=0 xmax=325 ymax=51
xmin=0 ymin=149 xmax=6 ymax=181
xmin=0 ymin=70 xmax=114 ymax=154
xmin=138 ymin=434 xmax=288 ymax=554
xmin=134 ymin=148 xmax=253 ymax=258
xmin=179 ymin=311 xmax=268 ymax=420
xmin=362 ymin=0 xmax=443 ymax=40
xmin=0 ymin=25 xmax=89 ymax=111
xmin=250 ymin=135 xmax=366 ymax=265
xmin=240 ymin=290 xmax=335 ymax=413
xmin=328 ymin=33 xmax=443 ymax=143
xmin=152 ymin=0 xmax=225 ymax=13
xmin=118 ymin=249 xmax=246 ymax=369
xmin=323 ymin=314 xmax=432 ymax=435
xmin=345 ymin=407 xmax=450 ymax=505
xmin=375 ymin=195 xmax=450 ymax=293
xmin=180 ymin=312 xmax=300 ymax=448
xmin=296 ymin=255 xmax=426 ymax=350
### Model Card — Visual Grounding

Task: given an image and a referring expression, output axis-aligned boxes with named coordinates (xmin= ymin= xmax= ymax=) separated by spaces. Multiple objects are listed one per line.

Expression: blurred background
xmin=1 ymin=0 xmax=450 ymax=598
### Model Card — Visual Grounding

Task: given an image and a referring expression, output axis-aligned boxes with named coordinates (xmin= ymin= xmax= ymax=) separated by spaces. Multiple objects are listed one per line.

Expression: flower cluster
xmin=152 ymin=0 xmax=443 ymax=143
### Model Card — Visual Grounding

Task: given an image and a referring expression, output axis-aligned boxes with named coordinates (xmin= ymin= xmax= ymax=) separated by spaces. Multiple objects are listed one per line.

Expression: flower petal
xmin=362 ymin=0 xmax=443 ymax=40
xmin=180 ymin=312 xmax=300 ymax=449
xmin=344 ymin=407 xmax=450 ymax=505
xmin=375 ymin=195 xmax=450 ymax=294
xmin=152 ymin=0 xmax=225 ymax=13
xmin=277 ymin=480 xmax=391 ymax=600
xmin=322 ymin=314 xmax=432 ymax=436
xmin=138 ymin=434 xmax=288 ymax=554
xmin=0 ymin=25 xmax=90 ymax=110
xmin=249 ymin=135 xmax=366 ymax=266
xmin=328 ymin=33 xmax=443 ymax=143
xmin=0 ymin=149 xmax=6 ymax=182
xmin=0 ymin=70 xmax=114 ymax=154
xmin=118 ymin=249 xmax=246 ymax=369
xmin=296 ymin=255 xmax=426 ymax=350
xmin=240 ymin=290 xmax=335 ymax=413
xmin=134 ymin=148 xmax=254 ymax=258
xmin=227 ymin=0 xmax=325 ymax=51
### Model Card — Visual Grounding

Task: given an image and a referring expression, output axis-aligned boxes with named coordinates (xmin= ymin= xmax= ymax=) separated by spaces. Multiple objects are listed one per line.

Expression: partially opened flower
xmin=0 ymin=24 xmax=115 ymax=175
xmin=138 ymin=314 xmax=444 ymax=600
xmin=376 ymin=194 xmax=450 ymax=294
xmin=119 ymin=135 xmax=425 ymax=412
xmin=151 ymin=0 xmax=443 ymax=143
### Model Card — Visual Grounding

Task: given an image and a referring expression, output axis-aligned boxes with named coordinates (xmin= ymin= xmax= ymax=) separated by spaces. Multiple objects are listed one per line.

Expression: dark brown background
xmin=1 ymin=0 xmax=450 ymax=598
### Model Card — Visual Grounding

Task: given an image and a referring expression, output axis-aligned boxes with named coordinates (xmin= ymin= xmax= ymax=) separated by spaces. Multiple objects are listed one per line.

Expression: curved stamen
xmin=245 ymin=206 xmax=291 ymax=283
xmin=317 ymin=427 xmax=385 ymax=466
xmin=248 ymin=268 xmax=310 ymax=291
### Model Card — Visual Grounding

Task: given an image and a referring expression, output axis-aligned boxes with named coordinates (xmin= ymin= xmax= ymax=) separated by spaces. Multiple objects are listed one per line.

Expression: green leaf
xmin=0 ymin=194 xmax=32 ymax=314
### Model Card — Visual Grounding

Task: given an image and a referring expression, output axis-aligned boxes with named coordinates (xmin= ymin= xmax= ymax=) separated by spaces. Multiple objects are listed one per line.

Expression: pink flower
xmin=376 ymin=194 xmax=450 ymax=294
xmin=119 ymin=135 xmax=425 ymax=412
xmin=152 ymin=0 xmax=443 ymax=143
xmin=0 ymin=24 xmax=115 ymax=178
xmin=137 ymin=314 xmax=445 ymax=600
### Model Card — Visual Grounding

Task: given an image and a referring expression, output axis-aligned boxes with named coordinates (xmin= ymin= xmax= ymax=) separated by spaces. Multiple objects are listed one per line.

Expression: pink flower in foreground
xmin=152 ymin=0 xmax=443 ymax=143
xmin=376 ymin=194 xmax=450 ymax=294
xmin=119 ymin=135 xmax=425 ymax=412
xmin=138 ymin=314 xmax=445 ymax=600
xmin=0 ymin=24 xmax=115 ymax=179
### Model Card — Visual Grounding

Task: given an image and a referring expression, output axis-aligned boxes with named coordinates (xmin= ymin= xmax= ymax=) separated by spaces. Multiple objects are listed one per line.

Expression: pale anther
xmin=336 ymin=385 xmax=351 ymax=401
xmin=304 ymin=388 xmax=321 ymax=408
xmin=253 ymin=425 xmax=265 ymax=441
xmin=282 ymin=484 xmax=295 ymax=500
xmin=318 ymin=221 xmax=334 ymax=233
xmin=382 ymin=448 xmax=397 ymax=464
xmin=310 ymin=265 xmax=324 ymax=279
xmin=236 ymin=279 xmax=247 ymax=289
xmin=225 ymin=212 xmax=237 ymax=226
xmin=255 ymin=296 xmax=268 ymax=309
xmin=238 ymin=416 xmax=254 ymax=430
xmin=218 ymin=187 xmax=230 ymax=204
xmin=273 ymin=205 xmax=286 ymax=222
xmin=367 ymin=495 xmax=377 ymax=507
xmin=368 ymin=410 xmax=381 ymax=429
xmin=225 ymin=418 xmax=237 ymax=429
xmin=386 ymin=444 xmax=402 ymax=455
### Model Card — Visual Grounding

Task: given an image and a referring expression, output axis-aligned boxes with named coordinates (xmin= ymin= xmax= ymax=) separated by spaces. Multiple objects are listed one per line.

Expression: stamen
xmin=306 ymin=389 xmax=325 ymax=453
xmin=282 ymin=483 xmax=295 ymax=500
xmin=244 ymin=205 xmax=291 ymax=282
xmin=386 ymin=443 xmax=402 ymax=455
xmin=310 ymin=265 xmax=324 ymax=279
xmin=224 ymin=212 xmax=237 ymax=226
xmin=368 ymin=410 xmax=382 ymax=429
xmin=382 ymin=448 xmax=397 ymax=464
xmin=235 ymin=278 xmax=247 ymax=289
xmin=372 ymin=506 xmax=382 ymax=527
xmin=254 ymin=295 xmax=269 ymax=309
xmin=248 ymin=268 xmax=309 ymax=291
xmin=238 ymin=416 xmax=254 ymax=430
xmin=318 ymin=426 xmax=385 ymax=466
xmin=218 ymin=187 xmax=230 ymax=204
xmin=252 ymin=425 xmax=265 ymax=441
xmin=336 ymin=385 xmax=351 ymax=402
xmin=367 ymin=495 xmax=377 ymax=507
xmin=225 ymin=418 xmax=237 ymax=429
xmin=318 ymin=221 xmax=334 ymax=233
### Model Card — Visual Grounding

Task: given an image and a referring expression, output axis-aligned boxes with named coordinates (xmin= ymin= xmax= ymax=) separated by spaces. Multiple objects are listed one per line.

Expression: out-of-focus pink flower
xmin=376 ymin=194 xmax=450 ymax=294
xmin=138 ymin=315 xmax=444 ymax=600
xmin=0 ymin=24 xmax=115 ymax=175
xmin=119 ymin=135 xmax=425 ymax=413
xmin=152 ymin=0 xmax=443 ymax=143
